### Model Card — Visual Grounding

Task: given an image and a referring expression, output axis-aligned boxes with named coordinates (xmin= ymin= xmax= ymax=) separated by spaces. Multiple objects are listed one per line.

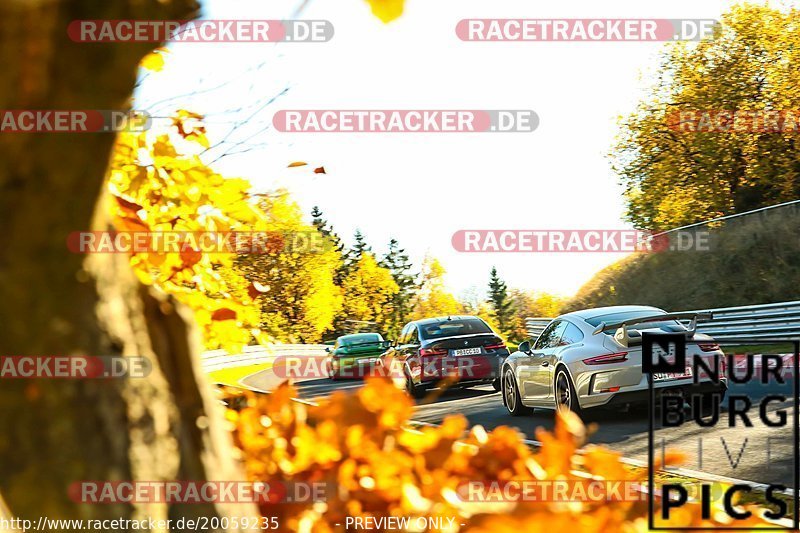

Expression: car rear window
xmin=584 ymin=310 xmax=686 ymax=332
xmin=420 ymin=319 xmax=492 ymax=339
xmin=340 ymin=333 xmax=383 ymax=346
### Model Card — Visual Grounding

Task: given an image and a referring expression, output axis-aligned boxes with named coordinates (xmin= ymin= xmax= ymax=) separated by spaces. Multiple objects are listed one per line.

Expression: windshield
xmin=339 ymin=333 xmax=383 ymax=347
xmin=420 ymin=319 xmax=493 ymax=339
xmin=584 ymin=310 xmax=687 ymax=332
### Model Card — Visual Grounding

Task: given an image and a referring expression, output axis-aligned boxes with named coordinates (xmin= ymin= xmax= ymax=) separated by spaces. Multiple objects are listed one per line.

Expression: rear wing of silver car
xmin=591 ymin=312 xmax=713 ymax=347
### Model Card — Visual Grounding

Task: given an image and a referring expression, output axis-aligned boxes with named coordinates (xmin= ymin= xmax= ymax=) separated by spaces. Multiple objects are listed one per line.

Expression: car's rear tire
xmin=503 ymin=367 xmax=533 ymax=416
xmin=491 ymin=378 xmax=502 ymax=392
xmin=555 ymin=366 xmax=583 ymax=417
xmin=405 ymin=373 xmax=426 ymax=399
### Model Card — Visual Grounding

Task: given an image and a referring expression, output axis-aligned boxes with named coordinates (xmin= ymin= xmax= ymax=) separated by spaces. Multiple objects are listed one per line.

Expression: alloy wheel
xmin=504 ymin=370 xmax=516 ymax=411
xmin=556 ymin=371 xmax=571 ymax=412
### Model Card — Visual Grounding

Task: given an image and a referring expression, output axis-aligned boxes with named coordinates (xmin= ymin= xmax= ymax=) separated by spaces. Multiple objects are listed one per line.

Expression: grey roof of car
xmin=411 ymin=315 xmax=478 ymax=326
xmin=337 ymin=332 xmax=382 ymax=341
xmin=561 ymin=305 xmax=665 ymax=321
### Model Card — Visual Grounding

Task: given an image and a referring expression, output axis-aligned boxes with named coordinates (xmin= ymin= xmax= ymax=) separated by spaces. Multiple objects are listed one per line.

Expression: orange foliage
xmin=224 ymin=379 xmax=772 ymax=532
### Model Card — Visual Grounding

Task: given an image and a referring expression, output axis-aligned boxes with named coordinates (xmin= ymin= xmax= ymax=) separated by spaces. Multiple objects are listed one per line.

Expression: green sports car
xmin=326 ymin=333 xmax=391 ymax=380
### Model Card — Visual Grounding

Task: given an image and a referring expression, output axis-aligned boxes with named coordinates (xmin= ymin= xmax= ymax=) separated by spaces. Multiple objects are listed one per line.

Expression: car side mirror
xmin=518 ymin=340 xmax=532 ymax=354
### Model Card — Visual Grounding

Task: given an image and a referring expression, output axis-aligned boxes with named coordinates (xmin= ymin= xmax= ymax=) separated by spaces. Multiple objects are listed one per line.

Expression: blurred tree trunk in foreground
xmin=0 ymin=0 xmax=251 ymax=529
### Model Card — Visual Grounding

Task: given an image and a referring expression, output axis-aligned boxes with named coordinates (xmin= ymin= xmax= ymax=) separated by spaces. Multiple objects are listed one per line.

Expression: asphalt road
xmin=242 ymin=369 xmax=797 ymax=488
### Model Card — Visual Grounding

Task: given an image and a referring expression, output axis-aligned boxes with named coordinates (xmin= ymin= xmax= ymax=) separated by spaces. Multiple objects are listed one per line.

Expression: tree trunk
xmin=0 ymin=0 xmax=252 ymax=529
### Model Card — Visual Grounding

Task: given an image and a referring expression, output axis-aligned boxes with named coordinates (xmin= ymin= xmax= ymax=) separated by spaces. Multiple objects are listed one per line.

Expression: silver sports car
xmin=501 ymin=305 xmax=728 ymax=416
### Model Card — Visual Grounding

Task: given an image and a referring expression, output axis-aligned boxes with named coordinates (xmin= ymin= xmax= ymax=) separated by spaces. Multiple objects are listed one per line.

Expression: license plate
xmin=453 ymin=347 xmax=481 ymax=356
xmin=653 ymin=366 xmax=693 ymax=382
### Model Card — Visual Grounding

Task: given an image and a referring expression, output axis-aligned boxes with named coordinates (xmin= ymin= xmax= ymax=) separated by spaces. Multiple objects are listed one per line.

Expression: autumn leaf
xmin=314 ymin=166 xmax=326 ymax=174
xmin=211 ymin=308 xmax=237 ymax=321
xmin=180 ymin=247 xmax=202 ymax=268
xmin=140 ymin=47 xmax=168 ymax=72
xmin=365 ymin=0 xmax=404 ymax=23
xmin=114 ymin=196 xmax=143 ymax=216
xmin=172 ymin=109 xmax=209 ymax=147
xmin=287 ymin=162 xmax=308 ymax=168
xmin=112 ymin=196 xmax=150 ymax=233
xmin=247 ymin=281 xmax=270 ymax=300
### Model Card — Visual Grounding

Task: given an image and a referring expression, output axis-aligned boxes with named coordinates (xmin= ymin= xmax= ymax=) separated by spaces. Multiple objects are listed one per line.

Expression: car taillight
xmin=484 ymin=342 xmax=506 ymax=350
xmin=698 ymin=343 xmax=721 ymax=352
xmin=583 ymin=352 xmax=628 ymax=365
xmin=419 ymin=347 xmax=447 ymax=357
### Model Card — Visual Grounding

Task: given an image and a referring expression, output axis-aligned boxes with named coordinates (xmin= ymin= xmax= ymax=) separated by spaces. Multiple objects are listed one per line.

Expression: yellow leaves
xmin=172 ymin=109 xmax=210 ymax=148
xmin=186 ymin=185 xmax=202 ymax=202
xmin=224 ymin=380 xmax=775 ymax=531
xmin=152 ymin=134 xmax=178 ymax=158
xmin=105 ymin=112 xmax=276 ymax=352
xmin=140 ymin=47 xmax=168 ymax=72
xmin=364 ymin=0 xmax=404 ymax=23
xmin=341 ymin=253 xmax=399 ymax=327
xmin=358 ymin=377 xmax=414 ymax=427
xmin=232 ymin=192 xmax=343 ymax=343
xmin=580 ymin=446 xmax=629 ymax=482
xmin=615 ymin=4 xmax=800 ymax=229
xmin=409 ymin=256 xmax=461 ymax=320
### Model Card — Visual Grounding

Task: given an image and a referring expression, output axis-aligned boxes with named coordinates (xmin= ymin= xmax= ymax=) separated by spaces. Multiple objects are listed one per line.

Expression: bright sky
xmin=135 ymin=0 xmax=744 ymax=299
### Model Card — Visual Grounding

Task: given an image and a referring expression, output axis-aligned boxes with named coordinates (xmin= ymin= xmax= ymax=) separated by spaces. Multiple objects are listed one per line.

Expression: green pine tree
xmin=311 ymin=205 xmax=344 ymax=253
xmin=380 ymin=238 xmax=418 ymax=337
xmin=488 ymin=266 xmax=513 ymax=338
xmin=311 ymin=206 xmax=347 ymax=285
xmin=350 ymin=229 xmax=371 ymax=261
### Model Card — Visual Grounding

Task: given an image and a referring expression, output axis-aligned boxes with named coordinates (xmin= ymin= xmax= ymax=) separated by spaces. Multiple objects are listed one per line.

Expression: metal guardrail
xmin=201 ymin=344 xmax=328 ymax=372
xmin=525 ymin=300 xmax=800 ymax=342
xmin=525 ymin=317 xmax=553 ymax=339
xmin=688 ymin=301 xmax=800 ymax=341
xmin=647 ymin=198 xmax=800 ymax=240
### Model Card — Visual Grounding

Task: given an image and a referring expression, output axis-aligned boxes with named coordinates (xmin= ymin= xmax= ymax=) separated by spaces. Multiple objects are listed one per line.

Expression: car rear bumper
xmin=330 ymin=355 xmax=384 ymax=379
xmin=572 ymin=353 xmax=727 ymax=409
xmin=414 ymin=354 xmax=505 ymax=386
xmin=589 ymin=380 xmax=727 ymax=409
